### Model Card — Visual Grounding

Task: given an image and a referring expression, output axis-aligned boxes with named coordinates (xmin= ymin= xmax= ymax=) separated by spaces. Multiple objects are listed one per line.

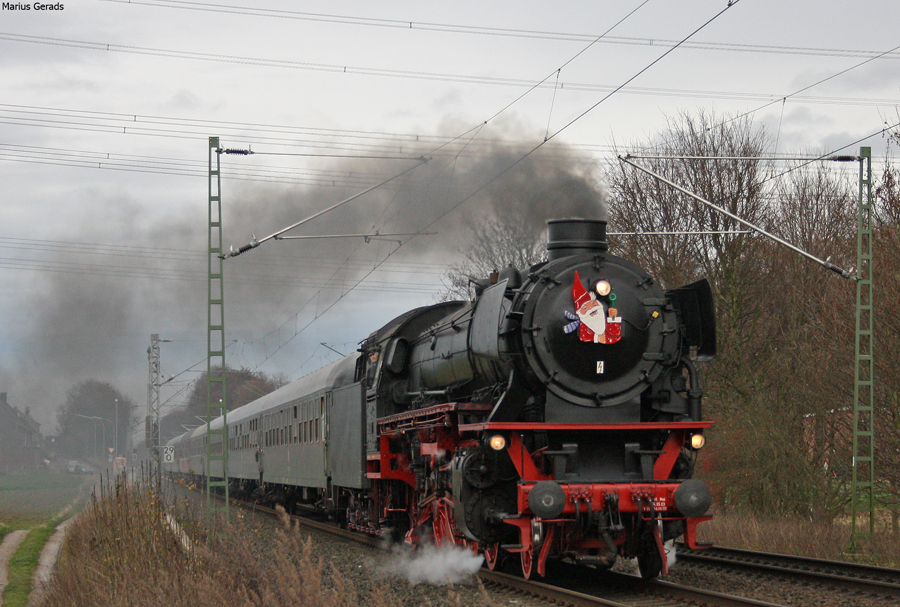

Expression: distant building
xmin=0 ymin=392 xmax=44 ymax=471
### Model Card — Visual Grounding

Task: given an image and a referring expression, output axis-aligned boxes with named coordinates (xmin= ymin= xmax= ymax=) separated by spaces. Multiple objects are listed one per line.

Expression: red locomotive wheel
xmin=432 ymin=500 xmax=455 ymax=549
xmin=483 ymin=543 xmax=499 ymax=570
xmin=520 ymin=548 xmax=533 ymax=579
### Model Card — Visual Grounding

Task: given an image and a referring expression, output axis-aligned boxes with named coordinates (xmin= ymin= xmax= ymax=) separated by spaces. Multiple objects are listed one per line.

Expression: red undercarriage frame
xmin=362 ymin=402 xmax=713 ymax=579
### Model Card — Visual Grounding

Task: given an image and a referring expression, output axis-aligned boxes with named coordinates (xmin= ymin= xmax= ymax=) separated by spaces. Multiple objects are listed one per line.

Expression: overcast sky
xmin=1 ymin=0 xmax=898 ymax=436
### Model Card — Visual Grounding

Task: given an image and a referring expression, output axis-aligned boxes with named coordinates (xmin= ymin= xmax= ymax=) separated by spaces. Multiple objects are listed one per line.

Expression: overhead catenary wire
xmin=221 ymin=156 xmax=429 ymax=258
xmin=274 ymin=231 xmax=435 ymax=242
xmin=2 ymin=33 xmax=897 ymax=109
xmin=0 ymin=98 xmax=894 ymax=177
xmin=617 ymin=154 xmax=857 ymax=280
xmin=101 ymin=0 xmax=900 ymax=61
xmin=638 ymin=40 xmax=900 ymax=158
xmin=608 ymin=230 xmax=751 ymax=236
xmin=696 ymin=40 xmax=900 ymax=139
xmin=245 ymin=202 xmax=434 ymax=370
xmin=619 ymin=154 xmax=863 ymax=161
xmin=0 ymin=235 xmax=449 ymax=277
xmin=761 ymin=119 xmax=900 ymax=184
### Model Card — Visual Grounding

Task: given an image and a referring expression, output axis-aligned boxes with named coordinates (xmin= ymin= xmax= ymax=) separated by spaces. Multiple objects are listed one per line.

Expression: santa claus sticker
xmin=563 ymin=271 xmax=622 ymax=344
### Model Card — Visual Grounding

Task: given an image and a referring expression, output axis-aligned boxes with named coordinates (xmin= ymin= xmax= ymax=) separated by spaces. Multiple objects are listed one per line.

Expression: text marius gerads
xmin=2 ymin=3 xmax=65 ymax=9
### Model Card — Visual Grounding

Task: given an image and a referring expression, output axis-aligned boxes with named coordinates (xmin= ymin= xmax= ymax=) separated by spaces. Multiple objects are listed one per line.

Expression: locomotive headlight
xmin=594 ymin=280 xmax=611 ymax=296
xmin=488 ymin=434 xmax=507 ymax=451
xmin=690 ymin=433 xmax=706 ymax=450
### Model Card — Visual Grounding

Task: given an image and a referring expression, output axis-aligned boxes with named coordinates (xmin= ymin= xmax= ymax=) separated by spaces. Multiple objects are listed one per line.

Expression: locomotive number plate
xmin=596 ymin=361 xmax=605 ymax=374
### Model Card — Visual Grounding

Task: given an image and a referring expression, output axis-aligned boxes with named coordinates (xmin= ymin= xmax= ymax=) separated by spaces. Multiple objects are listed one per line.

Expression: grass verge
xmin=699 ymin=510 xmax=900 ymax=567
xmin=2 ymin=521 xmax=60 ymax=607
xmin=41 ymin=476 xmax=495 ymax=607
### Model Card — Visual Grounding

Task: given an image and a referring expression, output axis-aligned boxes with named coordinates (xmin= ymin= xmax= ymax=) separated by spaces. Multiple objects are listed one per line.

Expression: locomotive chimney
xmin=546 ymin=219 xmax=608 ymax=260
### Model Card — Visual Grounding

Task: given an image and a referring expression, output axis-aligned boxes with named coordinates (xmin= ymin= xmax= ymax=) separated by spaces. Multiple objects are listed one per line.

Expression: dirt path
xmin=27 ymin=519 xmax=74 ymax=607
xmin=0 ymin=530 xmax=29 ymax=600
xmin=26 ymin=475 xmax=96 ymax=606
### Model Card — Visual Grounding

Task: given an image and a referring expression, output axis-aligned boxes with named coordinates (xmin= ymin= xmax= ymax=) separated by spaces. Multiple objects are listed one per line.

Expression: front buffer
xmin=456 ymin=421 xmax=713 ymax=579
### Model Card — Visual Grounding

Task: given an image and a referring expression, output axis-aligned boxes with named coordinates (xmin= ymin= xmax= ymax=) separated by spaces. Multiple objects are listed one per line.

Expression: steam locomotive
xmin=166 ymin=218 xmax=716 ymax=579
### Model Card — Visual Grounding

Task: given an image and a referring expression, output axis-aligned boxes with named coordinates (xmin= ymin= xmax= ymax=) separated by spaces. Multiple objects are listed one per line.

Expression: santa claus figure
xmin=563 ymin=271 xmax=622 ymax=344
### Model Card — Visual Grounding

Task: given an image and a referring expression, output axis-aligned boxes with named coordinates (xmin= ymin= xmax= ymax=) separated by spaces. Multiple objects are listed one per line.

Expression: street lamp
xmin=115 ymin=398 xmax=119 ymax=457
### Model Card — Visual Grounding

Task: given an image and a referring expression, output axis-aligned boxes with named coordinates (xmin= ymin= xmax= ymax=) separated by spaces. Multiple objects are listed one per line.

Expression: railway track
xmin=215 ymin=494 xmax=789 ymax=607
xmin=676 ymin=543 xmax=900 ymax=600
xmin=480 ymin=567 xmax=786 ymax=607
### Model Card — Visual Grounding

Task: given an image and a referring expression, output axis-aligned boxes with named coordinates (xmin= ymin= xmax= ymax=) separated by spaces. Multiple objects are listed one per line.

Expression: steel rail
xmin=677 ymin=544 xmax=900 ymax=599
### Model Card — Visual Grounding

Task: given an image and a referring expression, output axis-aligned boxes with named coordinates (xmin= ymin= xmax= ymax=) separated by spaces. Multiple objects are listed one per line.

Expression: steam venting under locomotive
xmin=166 ymin=216 xmax=717 ymax=581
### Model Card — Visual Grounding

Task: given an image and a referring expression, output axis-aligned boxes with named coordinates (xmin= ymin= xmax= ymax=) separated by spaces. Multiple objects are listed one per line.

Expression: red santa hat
xmin=572 ymin=271 xmax=592 ymax=309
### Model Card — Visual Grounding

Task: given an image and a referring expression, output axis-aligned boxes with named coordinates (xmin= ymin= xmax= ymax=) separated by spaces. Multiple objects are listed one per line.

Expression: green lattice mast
xmin=207 ymin=137 xmax=229 ymax=519
xmin=849 ymin=146 xmax=874 ymax=551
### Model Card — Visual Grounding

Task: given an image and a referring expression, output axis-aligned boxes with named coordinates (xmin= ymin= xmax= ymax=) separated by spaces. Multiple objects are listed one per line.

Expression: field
xmin=0 ymin=471 xmax=89 ymax=527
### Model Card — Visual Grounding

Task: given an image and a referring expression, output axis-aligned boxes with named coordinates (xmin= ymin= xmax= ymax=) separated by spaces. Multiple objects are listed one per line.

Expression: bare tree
xmin=159 ymin=367 xmax=287 ymax=443
xmin=608 ymin=110 xmax=863 ymax=519
xmin=439 ymin=216 xmax=546 ymax=301
xmin=874 ymin=145 xmax=900 ymax=536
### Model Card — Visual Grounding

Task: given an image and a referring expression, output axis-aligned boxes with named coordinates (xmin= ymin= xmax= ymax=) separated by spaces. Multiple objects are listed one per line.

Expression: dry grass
xmin=698 ymin=510 xmax=900 ymax=567
xmin=39 ymin=476 xmax=489 ymax=607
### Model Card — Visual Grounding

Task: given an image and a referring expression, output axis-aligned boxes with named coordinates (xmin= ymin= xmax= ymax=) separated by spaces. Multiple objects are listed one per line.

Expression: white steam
xmin=379 ymin=544 xmax=484 ymax=585
xmin=666 ymin=539 xmax=677 ymax=569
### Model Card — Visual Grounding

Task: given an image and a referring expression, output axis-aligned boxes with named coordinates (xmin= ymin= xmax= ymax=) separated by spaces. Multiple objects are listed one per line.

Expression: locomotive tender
xmin=166 ymin=218 xmax=716 ymax=579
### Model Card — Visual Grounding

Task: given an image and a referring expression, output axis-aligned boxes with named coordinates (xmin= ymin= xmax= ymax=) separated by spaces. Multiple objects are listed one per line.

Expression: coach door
xmin=326 ymin=382 xmax=367 ymax=489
